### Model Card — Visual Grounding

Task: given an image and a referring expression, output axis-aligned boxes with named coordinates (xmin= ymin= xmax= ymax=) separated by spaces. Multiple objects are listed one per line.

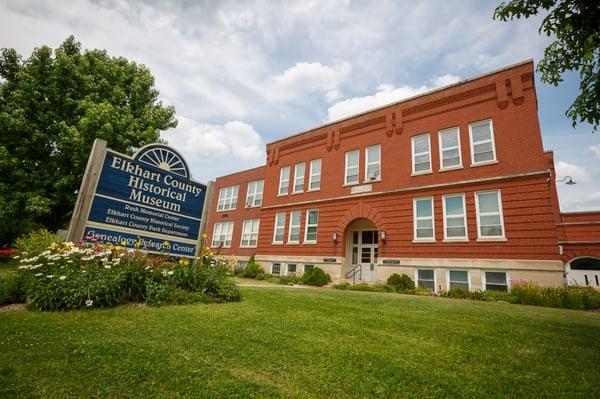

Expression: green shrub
xmin=508 ymin=283 xmax=600 ymax=310
xmin=301 ymin=267 xmax=331 ymax=286
xmin=387 ymin=274 xmax=415 ymax=292
xmin=0 ymin=273 xmax=30 ymax=305
xmin=332 ymin=282 xmax=350 ymax=290
xmin=13 ymin=229 xmax=62 ymax=256
xmin=445 ymin=287 xmax=470 ymax=299
xmin=242 ymin=256 xmax=264 ymax=278
xmin=277 ymin=274 xmax=302 ymax=285
xmin=15 ymin=242 xmax=241 ymax=310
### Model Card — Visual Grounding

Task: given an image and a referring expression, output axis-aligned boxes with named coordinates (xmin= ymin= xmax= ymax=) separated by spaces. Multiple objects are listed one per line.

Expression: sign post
xmin=67 ymin=139 xmax=211 ymax=257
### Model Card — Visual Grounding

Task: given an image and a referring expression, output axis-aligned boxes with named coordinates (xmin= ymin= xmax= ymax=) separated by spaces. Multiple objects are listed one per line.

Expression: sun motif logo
xmin=134 ymin=144 xmax=191 ymax=178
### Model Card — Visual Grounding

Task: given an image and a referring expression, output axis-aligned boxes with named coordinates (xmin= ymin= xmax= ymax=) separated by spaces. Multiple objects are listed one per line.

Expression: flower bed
xmin=2 ymin=241 xmax=240 ymax=310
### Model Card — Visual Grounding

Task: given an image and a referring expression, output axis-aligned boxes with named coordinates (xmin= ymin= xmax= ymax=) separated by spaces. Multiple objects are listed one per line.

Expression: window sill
xmin=217 ymin=209 xmax=236 ymax=213
xmin=443 ymin=238 xmax=469 ymax=243
xmin=412 ymin=239 xmax=436 ymax=243
xmin=411 ymin=170 xmax=433 ymax=176
xmin=291 ymin=191 xmax=304 ymax=195
xmin=303 ymin=241 xmax=317 ymax=245
xmin=438 ymin=165 xmax=463 ymax=172
xmin=287 ymin=242 xmax=300 ymax=245
xmin=245 ymin=205 xmax=261 ymax=209
xmin=306 ymin=188 xmax=320 ymax=192
xmin=471 ymin=160 xmax=498 ymax=168
xmin=476 ymin=237 xmax=507 ymax=242
xmin=276 ymin=193 xmax=288 ymax=197
xmin=240 ymin=245 xmax=258 ymax=249
xmin=343 ymin=182 xmax=360 ymax=187
xmin=363 ymin=178 xmax=381 ymax=184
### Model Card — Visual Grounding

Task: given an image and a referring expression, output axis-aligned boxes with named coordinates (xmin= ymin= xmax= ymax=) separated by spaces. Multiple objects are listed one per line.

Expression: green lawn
xmin=1 ymin=287 xmax=600 ymax=398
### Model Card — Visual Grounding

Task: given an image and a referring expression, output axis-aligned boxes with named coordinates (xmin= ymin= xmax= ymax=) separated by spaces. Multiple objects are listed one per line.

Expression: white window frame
xmin=211 ymin=221 xmax=234 ymax=248
xmin=364 ymin=144 xmax=381 ymax=182
xmin=293 ymin=162 xmax=305 ymax=194
xmin=482 ymin=270 xmax=510 ymax=292
xmin=278 ymin=166 xmax=290 ymax=196
xmin=272 ymin=212 xmax=286 ymax=244
xmin=271 ymin=263 xmax=281 ymax=276
xmin=344 ymin=149 xmax=360 ymax=185
xmin=308 ymin=159 xmax=322 ymax=191
xmin=304 ymin=209 xmax=319 ymax=243
xmin=438 ymin=126 xmax=463 ymax=171
xmin=475 ymin=190 xmax=506 ymax=241
xmin=287 ymin=210 xmax=301 ymax=244
xmin=245 ymin=180 xmax=264 ymax=208
xmin=468 ymin=119 xmax=497 ymax=166
xmin=415 ymin=268 xmax=436 ymax=292
xmin=447 ymin=269 xmax=470 ymax=291
xmin=240 ymin=219 xmax=260 ymax=248
xmin=442 ymin=193 xmax=468 ymax=241
xmin=411 ymin=133 xmax=432 ymax=175
xmin=217 ymin=185 xmax=239 ymax=212
xmin=413 ymin=197 xmax=435 ymax=242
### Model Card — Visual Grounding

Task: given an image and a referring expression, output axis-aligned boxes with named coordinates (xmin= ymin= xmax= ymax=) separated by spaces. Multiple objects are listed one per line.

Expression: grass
xmin=0 ymin=259 xmax=18 ymax=275
xmin=1 ymin=287 xmax=600 ymax=398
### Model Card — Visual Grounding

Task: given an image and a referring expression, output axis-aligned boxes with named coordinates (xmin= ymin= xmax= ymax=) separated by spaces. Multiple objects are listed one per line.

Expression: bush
xmin=15 ymin=242 xmax=241 ymax=310
xmin=242 ymin=256 xmax=264 ymax=278
xmin=277 ymin=274 xmax=302 ymax=285
xmin=13 ymin=229 xmax=62 ymax=256
xmin=0 ymin=273 xmax=30 ymax=305
xmin=301 ymin=267 xmax=331 ymax=286
xmin=446 ymin=287 xmax=470 ymax=299
xmin=387 ymin=274 xmax=415 ymax=292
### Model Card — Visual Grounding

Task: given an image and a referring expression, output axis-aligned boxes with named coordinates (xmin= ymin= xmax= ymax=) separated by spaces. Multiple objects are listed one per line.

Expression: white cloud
xmin=555 ymin=161 xmax=592 ymax=184
xmin=326 ymin=75 xmax=460 ymax=122
xmin=268 ymin=61 xmax=351 ymax=101
xmin=590 ymin=144 xmax=600 ymax=158
xmin=560 ymin=192 xmax=600 ymax=212
xmin=161 ymin=116 xmax=265 ymax=181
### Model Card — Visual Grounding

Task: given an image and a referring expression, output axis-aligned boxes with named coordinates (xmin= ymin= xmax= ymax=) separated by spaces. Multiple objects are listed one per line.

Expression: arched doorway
xmin=344 ymin=218 xmax=378 ymax=282
xmin=566 ymin=257 xmax=600 ymax=287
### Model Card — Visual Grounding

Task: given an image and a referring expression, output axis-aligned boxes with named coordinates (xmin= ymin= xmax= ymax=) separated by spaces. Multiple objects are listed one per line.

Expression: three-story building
xmin=206 ymin=60 xmax=600 ymax=292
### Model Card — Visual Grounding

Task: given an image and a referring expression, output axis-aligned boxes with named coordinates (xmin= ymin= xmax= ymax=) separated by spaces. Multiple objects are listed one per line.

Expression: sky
xmin=1 ymin=0 xmax=598 ymax=212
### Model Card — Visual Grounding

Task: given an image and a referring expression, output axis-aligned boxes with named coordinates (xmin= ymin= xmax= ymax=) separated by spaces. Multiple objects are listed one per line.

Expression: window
xmin=273 ymin=212 xmax=286 ymax=244
xmin=245 ymin=180 xmax=264 ymax=207
xmin=345 ymin=150 xmax=359 ymax=185
xmin=413 ymin=197 xmax=435 ymax=241
xmin=417 ymin=269 xmax=435 ymax=291
xmin=439 ymin=127 xmax=462 ymax=170
xmin=288 ymin=211 xmax=301 ymax=243
xmin=235 ymin=261 xmax=247 ymax=272
xmin=308 ymin=159 xmax=322 ymax=191
xmin=217 ymin=185 xmax=239 ymax=211
xmin=304 ymin=209 xmax=319 ymax=243
xmin=278 ymin=166 xmax=290 ymax=195
xmin=287 ymin=263 xmax=297 ymax=275
xmin=412 ymin=133 xmax=431 ymax=174
xmin=240 ymin=219 xmax=260 ymax=248
xmin=304 ymin=264 xmax=314 ymax=272
xmin=448 ymin=270 xmax=469 ymax=290
xmin=475 ymin=190 xmax=505 ymax=239
xmin=293 ymin=163 xmax=305 ymax=193
xmin=211 ymin=222 xmax=234 ymax=248
xmin=365 ymin=145 xmax=381 ymax=181
xmin=484 ymin=271 xmax=508 ymax=291
xmin=443 ymin=194 xmax=468 ymax=240
xmin=469 ymin=120 xmax=496 ymax=164
xmin=272 ymin=263 xmax=281 ymax=275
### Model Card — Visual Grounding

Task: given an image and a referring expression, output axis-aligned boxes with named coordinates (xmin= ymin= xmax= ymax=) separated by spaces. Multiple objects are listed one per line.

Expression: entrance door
xmin=351 ymin=230 xmax=378 ymax=281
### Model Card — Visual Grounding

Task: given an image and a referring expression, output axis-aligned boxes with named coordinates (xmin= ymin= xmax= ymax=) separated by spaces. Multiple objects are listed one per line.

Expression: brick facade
xmin=206 ymin=60 xmax=600 ymax=290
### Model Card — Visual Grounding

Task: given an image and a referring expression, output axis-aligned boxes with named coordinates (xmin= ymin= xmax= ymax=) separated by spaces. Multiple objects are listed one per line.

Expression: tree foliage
xmin=0 ymin=36 xmax=177 ymax=243
xmin=494 ymin=0 xmax=600 ymax=130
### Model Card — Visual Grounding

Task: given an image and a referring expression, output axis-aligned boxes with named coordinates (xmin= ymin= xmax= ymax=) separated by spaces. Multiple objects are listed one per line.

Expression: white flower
xmin=82 ymin=270 xmax=87 ymax=273
xmin=161 ymin=270 xmax=168 ymax=277
xmin=85 ymin=299 xmax=93 ymax=307
xmin=46 ymin=275 xmax=54 ymax=279
xmin=112 ymin=258 xmax=121 ymax=265
xmin=59 ymin=275 xmax=67 ymax=280
xmin=104 ymin=265 xmax=112 ymax=269
xmin=67 ymin=260 xmax=73 ymax=263
xmin=13 ymin=255 xmax=19 ymax=259
xmin=18 ymin=265 xmax=28 ymax=270
xmin=100 ymin=257 xmax=109 ymax=263
xmin=35 ymin=273 xmax=42 ymax=277
xmin=167 ymin=270 xmax=174 ymax=275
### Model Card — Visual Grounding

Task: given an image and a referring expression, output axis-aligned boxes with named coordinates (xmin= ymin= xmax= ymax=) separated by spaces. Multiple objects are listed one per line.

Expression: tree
xmin=0 ymin=36 xmax=177 ymax=244
xmin=494 ymin=0 xmax=600 ymax=130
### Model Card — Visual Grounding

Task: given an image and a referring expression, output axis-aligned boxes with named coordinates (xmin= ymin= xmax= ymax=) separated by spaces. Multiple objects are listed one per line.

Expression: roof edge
xmin=267 ymin=59 xmax=534 ymax=146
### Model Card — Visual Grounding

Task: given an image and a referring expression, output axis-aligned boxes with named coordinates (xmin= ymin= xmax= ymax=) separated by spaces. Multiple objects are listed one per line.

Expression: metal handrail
xmin=345 ymin=264 xmax=362 ymax=284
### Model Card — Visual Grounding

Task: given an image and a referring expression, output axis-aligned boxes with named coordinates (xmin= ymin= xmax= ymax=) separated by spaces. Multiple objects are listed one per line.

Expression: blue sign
xmin=82 ymin=144 xmax=206 ymax=257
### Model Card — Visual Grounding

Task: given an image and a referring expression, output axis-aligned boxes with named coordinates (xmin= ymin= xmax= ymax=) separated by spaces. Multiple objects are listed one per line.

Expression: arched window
xmin=570 ymin=257 xmax=600 ymax=271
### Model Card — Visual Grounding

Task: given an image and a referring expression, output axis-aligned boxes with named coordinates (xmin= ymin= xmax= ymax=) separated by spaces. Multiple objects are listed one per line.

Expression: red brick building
xmin=206 ymin=60 xmax=600 ymax=292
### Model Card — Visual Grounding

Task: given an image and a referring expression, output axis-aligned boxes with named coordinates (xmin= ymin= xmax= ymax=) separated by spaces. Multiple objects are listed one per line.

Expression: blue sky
xmin=1 ymin=0 xmax=598 ymax=211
